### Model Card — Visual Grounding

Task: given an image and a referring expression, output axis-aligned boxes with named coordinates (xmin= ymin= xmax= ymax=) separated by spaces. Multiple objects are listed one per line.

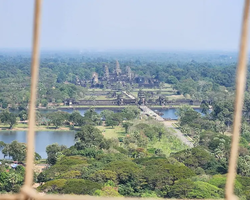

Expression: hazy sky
xmin=0 ymin=0 xmax=246 ymax=51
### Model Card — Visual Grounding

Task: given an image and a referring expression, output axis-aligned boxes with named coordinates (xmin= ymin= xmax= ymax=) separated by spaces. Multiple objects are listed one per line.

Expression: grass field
xmin=84 ymin=95 xmax=116 ymax=100
xmin=0 ymin=123 xmax=72 ymax=131
xmin=96 ymin=125 xmax=126 ymax=139
xmin=87 ymin=88 xmax=112 ymax=92
xmin=167 ymin=94 xmax=185 ymax=100
xmin=148 ymin=133 xmax=188 ymax=156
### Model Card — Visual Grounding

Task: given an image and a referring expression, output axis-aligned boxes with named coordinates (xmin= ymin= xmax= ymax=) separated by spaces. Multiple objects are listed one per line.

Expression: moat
xmin=58 ymin=107 xmax=203 ymax=120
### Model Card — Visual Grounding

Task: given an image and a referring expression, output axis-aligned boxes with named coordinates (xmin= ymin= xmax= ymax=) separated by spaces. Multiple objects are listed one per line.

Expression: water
xmin=0 ymin=131 xmax=75 ymax=159
xmin=159 ymin=108 xmax=203 ymax=120
xmin=59 ymin=107 xmax=203 ymax=120
xmin=0 ymin=107 xmax=203 ymax=159
xmin=59 ymin=108 xmax=105 ymax=115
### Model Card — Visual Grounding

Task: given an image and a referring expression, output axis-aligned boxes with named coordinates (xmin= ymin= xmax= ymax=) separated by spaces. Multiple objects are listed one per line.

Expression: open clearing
xmin=97 ymin=125 xmax=126 ymax=138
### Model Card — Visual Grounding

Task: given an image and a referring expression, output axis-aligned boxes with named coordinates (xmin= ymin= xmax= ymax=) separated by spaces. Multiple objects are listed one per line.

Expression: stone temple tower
xmin=92 ymin=72 xmax=99 ymax=85
xmin=126 ymin=66 xmax=132 ymax=81
xmin=115 ymin=60 xmax=122 ymax=76
xmin=103 ymin=65 xmax=109 ymax=80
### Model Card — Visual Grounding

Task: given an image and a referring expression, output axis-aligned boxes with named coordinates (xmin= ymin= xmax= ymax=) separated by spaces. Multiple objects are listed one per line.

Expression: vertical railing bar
xmin=24 ymin=0 xmax=42 ymax=187
xmin=226 ymin=0 xmax=250 ymax=199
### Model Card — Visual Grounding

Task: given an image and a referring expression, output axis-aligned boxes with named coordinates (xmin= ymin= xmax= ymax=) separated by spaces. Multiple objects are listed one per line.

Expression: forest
xmin=0 ymin=51 xmax=245 ymax=108
xmin=1 ymin=104 xmax=250 ymax=198
xmin=0 ymin=51 xmax=250 ymax=198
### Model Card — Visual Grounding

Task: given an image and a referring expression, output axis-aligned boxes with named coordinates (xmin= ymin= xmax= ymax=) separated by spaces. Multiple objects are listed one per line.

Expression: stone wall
xmin=77 ymin=100 xmax=117 ymax=105
xmin=64 ymin=98 xmax=201 ymax=106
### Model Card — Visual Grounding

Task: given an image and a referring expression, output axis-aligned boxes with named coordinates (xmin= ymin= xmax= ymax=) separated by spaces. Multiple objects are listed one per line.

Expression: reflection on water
xmin=0 ymin=131 xmax=75 ymax=159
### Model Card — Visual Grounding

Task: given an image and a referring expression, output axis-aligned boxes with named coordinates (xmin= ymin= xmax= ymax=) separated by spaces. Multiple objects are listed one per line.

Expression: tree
xmin=95 ymin=186 xmax=122 ymax=197
xmin=46 ymin=143 xmax=67 ymax=165
xmin=2 ymin=141 xmax=26 ymax=161
xmin=200 ymin=101 xmax=210 ymax=115
xmin=175 ymin=105 xmax=193 ymax=118
xmin=69 ymin=111 xmax=84 ymax=126
xmin=105 ymin=161 xmax=141 ymax=184
xmin=90 ymin=170 xmax=118 ymax=184
xmin=35 ymin=152 xmax=42 ymax=160
xmin=169 ymin=179 xmax=194 ymax=198
xmin=211 ymin=100 xmax=234 ymax=129
xmin=143 ymin=162 xmax=195 ymax=190
xmin=171 ymin=147 xmax=217 ymax=172
xmin=41 ymin=99 xmax=48 ymax=107
xmin=0 ymin=141 xmax=6 ymax=150
xmin=187 ymin=181 xmax=223 ymax=199
xmin=106 ymin=118 xmax=119 ymax=128
xmin=179 ymin=109 xmax=201 ymax=126
xmin=57 ymin=71 xmax=67 ymax=83
xmin=1 ymin=101 xmax=8 ymax=109
xmin=18 ymin=110 xmax=28 ymax=121
xmin=47 ymin=111 xmax=69 ymax=128
xmin=83 ymin=109 xmax=101 ymax=125
xmin=121 ymin=107 xmax=140 ymax=120
xmin=100 ymin=110 xmax=114 ymax=120
xmin=75 ymin=125 xmax=105 ymax=150
xmin=122 ymin=122 xmax=133 ymax=133
xmin=208 ymin=174 xmax=243 ymax=196
xmin=62 ymin=179 xmax=101 ymax=195
xmin=0 ymin=110 xmax=17 ymax=129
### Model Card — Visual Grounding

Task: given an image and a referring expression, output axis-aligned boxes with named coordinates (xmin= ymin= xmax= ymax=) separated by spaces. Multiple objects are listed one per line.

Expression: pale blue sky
xmin=0 ymin=0 xmax=246 ymax=51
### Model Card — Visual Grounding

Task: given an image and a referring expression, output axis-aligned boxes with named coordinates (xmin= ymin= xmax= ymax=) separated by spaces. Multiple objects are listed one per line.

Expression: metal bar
xmin=225 ymin=0 xmax=250 ymax=198
xmin=24 ymin=0 xmax=42 ymax=187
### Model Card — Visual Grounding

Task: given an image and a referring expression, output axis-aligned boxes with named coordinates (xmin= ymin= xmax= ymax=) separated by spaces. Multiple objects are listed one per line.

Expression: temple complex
xmin=78 ymin=60 xmax=159 ymax=89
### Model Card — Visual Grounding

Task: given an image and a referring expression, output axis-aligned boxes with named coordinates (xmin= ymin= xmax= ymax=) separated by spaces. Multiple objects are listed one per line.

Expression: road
xmin=139 ymin=105 xmax=165 ymax=121
xmin=163 ymin=121 xmax=194 ymax=147
xmin=122 ymin=91 xmax=136 ymax=99
xmin=139 ymin=105 xmax=193 ymax=147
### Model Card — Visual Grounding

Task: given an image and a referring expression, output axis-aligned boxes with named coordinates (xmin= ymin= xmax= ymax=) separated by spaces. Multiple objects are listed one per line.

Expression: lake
xmin=0 ymin=107 xmax=203 ymax=159
xmin=0 ymin=131 xmax=75 ymax=159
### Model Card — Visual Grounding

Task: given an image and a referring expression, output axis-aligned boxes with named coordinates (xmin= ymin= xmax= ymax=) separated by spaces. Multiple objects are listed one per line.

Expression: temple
xmin=78 ymin=60 xmax=159 ymax=89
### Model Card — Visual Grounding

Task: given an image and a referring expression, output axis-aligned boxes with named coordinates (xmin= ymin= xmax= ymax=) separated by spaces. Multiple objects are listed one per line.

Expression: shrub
xmin=62 ymin=179 xmax=101 ymax=195
xmin=187 ymin=181 xmax=223 ymax=199
xmin=56 ymin=156 xmax=87 ymax=166
xmin=38 ymin=179 xmax=67 ymax=193
xmin=105 ymin=161 xmax=141 ymax=184
xmin=209 ymin=174 xmax=243 ymax=196
xmin=113 ymin=146 xmax=128 ymax=154
xmin=59 ymin=170 xmax=81 ymax=179
xmin=89 ymin=170 xmax=118 ymax=184
xmin=95 ymin=153 xmax=128 ymax=164
xmin=94 ymin=186 xmax=122 ymax=197
xmin=169 ymin=179 xmax=194 ymax=198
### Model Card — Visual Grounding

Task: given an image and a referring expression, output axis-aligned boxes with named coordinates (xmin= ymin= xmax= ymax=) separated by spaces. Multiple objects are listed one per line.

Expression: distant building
xmin=78 ymin=60 xmax=159 ymax=89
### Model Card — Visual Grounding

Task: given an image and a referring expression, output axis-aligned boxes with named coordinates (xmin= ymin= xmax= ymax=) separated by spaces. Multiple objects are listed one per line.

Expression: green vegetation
xmin=0 ymin=140 xmax=41 ymax=162
xmin=31 ymin=100 xmax=250 ymax=198
xmin=0 ymin=164 xmax=25 ymax=193
xmin=0 ymin=51 xmax=241 ymax=109
xmin=97 ymin=126 xmax=125 ymax=139
xmin=1 ymin=52 xmax=250 ymax=198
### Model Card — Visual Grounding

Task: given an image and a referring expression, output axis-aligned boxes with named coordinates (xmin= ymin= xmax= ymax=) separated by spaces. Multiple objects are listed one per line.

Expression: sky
xmin=0 ymin=0 xmax=247 ymax=51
